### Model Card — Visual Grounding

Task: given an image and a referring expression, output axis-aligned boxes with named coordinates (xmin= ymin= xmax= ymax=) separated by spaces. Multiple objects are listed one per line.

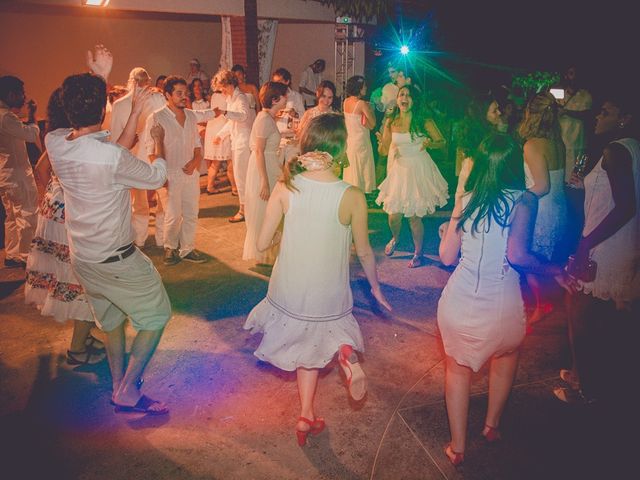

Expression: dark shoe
xmin=163 ymin=248 xmax=181 ymax=266
xmin=84 ymin=334 xmax=105 ymax=352
xmin=444 ymin=443 xmax=464 ymax=466
xmin=67 ymin=348 xmax=106 ymax=365
xmin=482 ymin=424 xmax=502 ymax=442
xmin=113 ymin=395 xmax=169 ymax=415
xmin=4 ymin=258 xmax=26 ymax=268
xmin=553 ymin=387 xmax=597 ymax=405
xmin=228 ymin=212 xmax=245 ymax=223
xmin=182 ymin=249 xmax=207 ymax=263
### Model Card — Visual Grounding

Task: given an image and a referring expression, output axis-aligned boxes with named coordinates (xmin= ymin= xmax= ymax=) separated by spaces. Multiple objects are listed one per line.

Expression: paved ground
xmin=0 ymin=180 xmax=633 ymax=480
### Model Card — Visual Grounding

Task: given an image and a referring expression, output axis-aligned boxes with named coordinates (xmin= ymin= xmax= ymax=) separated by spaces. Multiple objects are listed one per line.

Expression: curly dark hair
xmin=46 ymin=87 xmax=70 ymax=133
xmin=345 ymin=75 xmax=366 ymax=97
xmin=164 ymin=75 xmax=188 ymax=95
xmin=61 ymin=73 xmax=107 ymax=129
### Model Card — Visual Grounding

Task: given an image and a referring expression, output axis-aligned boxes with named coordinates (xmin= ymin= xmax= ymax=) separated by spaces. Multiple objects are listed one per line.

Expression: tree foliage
xmin=314 ymin=0 xmax=392 ymax=21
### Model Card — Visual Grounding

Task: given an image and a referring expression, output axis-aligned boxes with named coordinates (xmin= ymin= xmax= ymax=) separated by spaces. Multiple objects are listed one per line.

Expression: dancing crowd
xmin=0 ymin=45 xmax=638 ymax=463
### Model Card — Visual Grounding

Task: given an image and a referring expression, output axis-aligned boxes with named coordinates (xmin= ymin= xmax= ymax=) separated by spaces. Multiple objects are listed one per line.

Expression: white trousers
xmin=232 ymin=144 xmax=251 ymax=205
xmin=156 ymin=171 xmax=200 ymax=256
xmin=0 ymin=174 xmax=38 ymax=261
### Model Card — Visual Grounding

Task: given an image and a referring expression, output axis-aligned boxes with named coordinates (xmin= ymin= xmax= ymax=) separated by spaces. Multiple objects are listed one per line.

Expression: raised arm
xmin=344 ymin=187 xmax=392 ymax=310
xmin=116 ymin=87 xmax=153 ymax=149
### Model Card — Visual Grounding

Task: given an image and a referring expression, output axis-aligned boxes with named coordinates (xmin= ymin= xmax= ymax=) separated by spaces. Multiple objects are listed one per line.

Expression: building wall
xmin=0 ymin=9 xmax=221 ymax=116
xmin=271 ymin=22 xmax=365 ymax=97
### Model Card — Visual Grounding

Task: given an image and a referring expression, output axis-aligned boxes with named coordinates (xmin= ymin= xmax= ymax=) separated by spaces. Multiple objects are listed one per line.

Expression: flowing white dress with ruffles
xmin=376 ymin=132 xmax=448 ymax=216
xmin=244 ymin=175 xmax=364 ymax=371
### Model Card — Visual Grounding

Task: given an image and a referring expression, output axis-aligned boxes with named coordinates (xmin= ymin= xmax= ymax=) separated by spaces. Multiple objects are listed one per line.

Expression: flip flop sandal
xmin=228 ymin=213 xmax=245 ymax=223
xmin=67 ymin=348 xmax=105 ymax=366
xmin=113 ymin=395 xmax=169 ymax=415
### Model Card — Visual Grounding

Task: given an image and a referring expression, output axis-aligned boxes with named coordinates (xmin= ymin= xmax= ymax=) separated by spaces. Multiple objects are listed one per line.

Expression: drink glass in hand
xmin=567 ymin=153 xmax=587 ymax=189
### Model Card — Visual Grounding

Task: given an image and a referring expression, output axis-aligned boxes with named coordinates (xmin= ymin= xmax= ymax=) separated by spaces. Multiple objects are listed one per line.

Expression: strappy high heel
xmin=338 ymin=345 xmax=366 ymax=401
xmin=295 ymin=416 xmax=325 ymax=446
xmin=482 ymin=424 xmax=502 ymax=442
xmin=444 ymin=443 xmax=464 ymax=466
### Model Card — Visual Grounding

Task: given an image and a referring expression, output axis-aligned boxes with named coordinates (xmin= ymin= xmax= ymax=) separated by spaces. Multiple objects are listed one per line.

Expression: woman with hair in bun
xmin=244 ymin=113 xmax=391 ymax=446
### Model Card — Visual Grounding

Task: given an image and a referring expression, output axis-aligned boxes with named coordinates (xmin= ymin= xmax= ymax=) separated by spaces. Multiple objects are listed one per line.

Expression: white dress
xmin=343 ymin=101 xmax=376 ymax=193
xmin=244 ymin=175 xmax=364 ymax=371
xmin=376 ymin=132 xmax=449 ymax=217
xmin=204 ymin=93 xmax=231 ymax=161
xmin=243 ymin=112 xmax=282 ymax=263
xmin=532 ymin=169 xmax=568 ymax=260
xmin=580 ymin=138 xmax=640 ymax=303
xmin=438 ymin=191 xmax=526 ymax=372
xmin=25 ymin=178 xmax=93 ymax=323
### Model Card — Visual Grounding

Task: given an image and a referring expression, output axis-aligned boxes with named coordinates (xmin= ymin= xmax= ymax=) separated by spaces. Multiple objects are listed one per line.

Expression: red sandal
xmin=482 ymin=424 xmax=502 ymax=442
xmin=444 ymin=443 xmax=464 ymax=466
xmin=338 ymin=345 xmax=366 ymax=401
xmin=295 ymin=416 xmax=325 ymax=446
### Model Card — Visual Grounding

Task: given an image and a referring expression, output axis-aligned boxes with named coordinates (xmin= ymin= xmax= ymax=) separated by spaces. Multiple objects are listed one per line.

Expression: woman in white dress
xmin=342 ymin=75 xmax=377 ymax=193
xmin=204 ymin=88 xmax=233 ymax=195
xmin=232 ymin=64 xmax=260 ymax=115
xmin=297 ymin=80 xmax=336 ymax=136
xmin=244 ymin=114 xmax=391 ymax=446
xmin=376 ymin=84 xmax=449 ymax=267
xmin=519 ymin=92 xmax=567 ymax=324
xmin=556 ymin=95 xmax=639 ymax=404
xmin=26 ymin=88 xmax=105 ymax=365
xmin=243 ymin=82 xmax=287 ymax=264
xmin=438 ymin=133 xmax=574 ymax=465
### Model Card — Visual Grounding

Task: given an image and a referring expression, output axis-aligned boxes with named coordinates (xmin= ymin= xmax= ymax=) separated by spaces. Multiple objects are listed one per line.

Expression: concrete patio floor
xmin=0 ymin=182 xmax=633 ymax=480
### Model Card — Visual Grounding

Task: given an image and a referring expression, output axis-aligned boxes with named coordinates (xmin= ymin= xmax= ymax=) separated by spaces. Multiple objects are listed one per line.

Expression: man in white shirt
xmin=111 ymin=67 xmax=166 ymax=248
xmin=145 ymin=76 xmax=210 ymax=265
xmin=47 ymin=72 xmax=171 ymax=414
xmin=0 ymin=75 xmax=40 ymax=268
xmin=299 ymin=59 xmax=325 ymax=109
xmin=211 ymin=69 xmax=256 ymax=223
xmin=272 ymin=68 xmax=305 ymax=137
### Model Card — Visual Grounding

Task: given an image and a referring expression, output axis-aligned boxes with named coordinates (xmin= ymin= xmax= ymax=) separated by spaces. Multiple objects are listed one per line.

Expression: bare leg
xmin=69 ymin=320 xmax=95 ymax=352
xmin=526 ymin=274 xmax=547 ymax=325
xmin=444 ymin=355 xmax=472 ymax=453
xmin=226 ymin=159 xmax=238 ymax=194
xmin=104 ymin=321 xmax=126 ymax=394
xmin=388 ymin=213 xmax=402 ymax=242
xmin=408 ymin=216 xmax=424 ymax=257
xmin=206 ymin=160 xmax=221 ymax=192
xmin=113 ymin=328 xmax=165 ymax=407
xmin=296 ymin=367 xmax=319 ymax=431
xmin=485 ymin=350 xmax=519 ymax=430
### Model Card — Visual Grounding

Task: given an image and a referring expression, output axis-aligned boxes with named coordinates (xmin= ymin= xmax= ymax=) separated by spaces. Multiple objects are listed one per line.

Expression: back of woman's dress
xmin=376 ymin=132 xmax=449 ymax=217
xmin=437 ymin=191 xmax=526 ymax=372
xmin=243 ymin=111 xmax=282 ymax=263
xmin=343 ymin=102 xmax=376 ymax=193
xmin=244 ymin=175 xmax=364 ymax=371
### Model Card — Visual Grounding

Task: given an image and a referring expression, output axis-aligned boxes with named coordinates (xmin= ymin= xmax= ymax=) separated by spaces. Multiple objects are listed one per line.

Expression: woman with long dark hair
xmin=376 ymin=84 xmax=448 ymax=268
xmin=244 ymin=114 xmax=391 ymax=446
xmin=438 ymin=133 xmax=574 ymax=465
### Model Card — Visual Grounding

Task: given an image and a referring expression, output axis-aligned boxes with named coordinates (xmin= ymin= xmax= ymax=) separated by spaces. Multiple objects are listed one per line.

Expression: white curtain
xmin=220 ymin=16 xmax=233 ymax=71
xmin=257 ymin=19 xmax=278 ymax=85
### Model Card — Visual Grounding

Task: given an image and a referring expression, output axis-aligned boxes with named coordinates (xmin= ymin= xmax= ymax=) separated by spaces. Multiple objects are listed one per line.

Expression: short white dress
xmin=244 ymin=175 xmax=364 ymax=371
xmin=376 ymin=132 xmax=449 ymax=217
xmin=204 ymin=93 xmax=232 ymax=161
xmin=25 ymin=178 xmax=93 ymax=322
xmin=243 ymin=111 xmax=282 ymax=264
xmin=532 ymin=168 xmax=567 ymax=260
xmin=437 ymin=191 xmax=526 ymax=372
xmin=343 ymin=101 xmax=376 ymax=193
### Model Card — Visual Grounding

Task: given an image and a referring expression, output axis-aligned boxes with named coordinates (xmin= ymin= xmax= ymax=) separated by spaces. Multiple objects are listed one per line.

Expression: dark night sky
xmin=373 ymin=0 xmax=637 ymax=94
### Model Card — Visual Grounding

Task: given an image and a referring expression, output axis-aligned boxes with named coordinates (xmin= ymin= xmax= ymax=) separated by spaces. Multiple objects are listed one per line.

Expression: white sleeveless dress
xmin=243 ymin=112 xmax=282 ymax=263
xmin=244 ymin=175 xmax=364 ymax=371
xmin=580 ymin=138 xmax=640 ymax=303
xmin=343 ymin=101 xmax=376 ymax=193
xmin=532 ymin=169 xmax=568 ymax=260
xmin=376 ymin=132 xmax=449 ymax=217
xmin=437 ymin=191 xmax=526 ymax=372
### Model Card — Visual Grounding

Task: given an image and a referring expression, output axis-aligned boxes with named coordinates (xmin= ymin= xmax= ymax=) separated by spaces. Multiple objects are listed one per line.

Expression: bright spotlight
xmin=400 ymin=45 xmax=410 ymax=55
